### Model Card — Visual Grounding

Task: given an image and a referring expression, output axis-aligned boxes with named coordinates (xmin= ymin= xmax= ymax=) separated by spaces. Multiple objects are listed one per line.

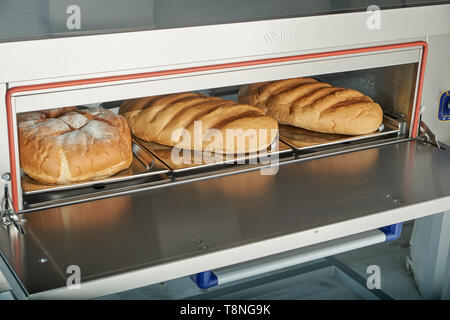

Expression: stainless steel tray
xmin=21 ymin=142 xmax=169 ymax=195
xmin=279 ymin=115 xmax=402 ymax=151
xmin=134 ymin=137 xmax=294 ymax=173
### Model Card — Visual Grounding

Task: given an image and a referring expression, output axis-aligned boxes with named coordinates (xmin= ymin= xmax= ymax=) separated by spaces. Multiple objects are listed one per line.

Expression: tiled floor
xmin=99 ymin=221 xmax=422 ymax=300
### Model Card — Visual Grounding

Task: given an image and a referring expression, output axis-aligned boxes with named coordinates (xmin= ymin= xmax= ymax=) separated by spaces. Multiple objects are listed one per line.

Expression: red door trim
xmin=5 ymin=41 xmax=428 ymax=212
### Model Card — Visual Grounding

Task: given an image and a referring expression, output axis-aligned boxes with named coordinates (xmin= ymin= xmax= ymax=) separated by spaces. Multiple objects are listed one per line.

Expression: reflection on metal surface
xmin=279 ymin=115 xmax=400 ymax=150
xmin=1 ymin=141 xmax=450 ymax=297
xmin=193 ymin=170 xmax=276 ymax=200
xmin=36 ymin=196 xmax=131 ymax=232
xmin=301 ymin=148 xmax=379 ymax=176
xmin=136 ymin=137 xmax=292 ymax=173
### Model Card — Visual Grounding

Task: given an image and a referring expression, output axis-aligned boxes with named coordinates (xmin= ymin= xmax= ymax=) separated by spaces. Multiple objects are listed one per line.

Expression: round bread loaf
xmin=18 ymin=107 xmax=132 ymax=184
xmin=238 ymin=78 xmax=383 ymax=135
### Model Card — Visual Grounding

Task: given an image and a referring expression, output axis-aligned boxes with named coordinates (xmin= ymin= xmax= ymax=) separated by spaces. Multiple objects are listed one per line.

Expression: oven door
xmin=1 ymin=139 xmax=450 ymax=299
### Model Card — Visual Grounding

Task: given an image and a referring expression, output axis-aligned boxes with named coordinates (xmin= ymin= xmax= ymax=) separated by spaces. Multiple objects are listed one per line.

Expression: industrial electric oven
xmin=0 ymin=1 xmax=450 ymax=299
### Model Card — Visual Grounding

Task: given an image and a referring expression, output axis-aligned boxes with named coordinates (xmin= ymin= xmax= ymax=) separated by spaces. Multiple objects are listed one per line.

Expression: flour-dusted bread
xmin=119 ymin=92 xmax=278 ymax=154
xmin=41 ymin=106 xmax=78 ymax=118
xmin=238 ymin=78 xmax=383 ymax=135
xmin=18 ymin=106 xmax=132 ymax=184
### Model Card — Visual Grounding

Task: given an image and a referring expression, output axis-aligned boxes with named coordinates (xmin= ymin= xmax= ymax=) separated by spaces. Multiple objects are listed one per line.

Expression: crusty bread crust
xmin=18 ymin=107 xmax=132 ymax=184
xmin=41 ymin=107 xmax=78 ymax=118
xmin=119 ymin=92 xmax=278 ymax=154
xmin=238 ymin=78 xmax=383 ymax=135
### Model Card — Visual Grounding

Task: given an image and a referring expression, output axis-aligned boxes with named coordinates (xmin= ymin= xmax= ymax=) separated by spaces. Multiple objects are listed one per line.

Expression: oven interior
xmin=18 ymin=62 xmax=418 ymax=211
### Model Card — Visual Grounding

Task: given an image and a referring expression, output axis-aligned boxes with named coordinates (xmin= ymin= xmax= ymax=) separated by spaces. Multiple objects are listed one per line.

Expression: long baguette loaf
xmin=119 ymin=92 xmax=278 ymax=154
xmin=238 ymin=78 xmax=383 ymax=135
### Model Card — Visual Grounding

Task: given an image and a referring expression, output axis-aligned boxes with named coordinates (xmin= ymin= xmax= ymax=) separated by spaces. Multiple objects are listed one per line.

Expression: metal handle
xmin=418 ymin=120 xmax=441 ymax=149
xmin=1 ymin=185 xmax=25 ymax=234
xmin=192 ymin=229 xmax=387 ymax=289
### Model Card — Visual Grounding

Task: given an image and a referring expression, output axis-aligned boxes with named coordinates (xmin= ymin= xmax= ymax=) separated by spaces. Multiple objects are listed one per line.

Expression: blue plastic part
xmin=191 ymin=225 xmax=403 ymax=289
xmin=379 ymin=223 xmax=403 ymax=242
xmin=438 ymin=90 xmax=450 ymax=121
xmin=190 ymin=270 xmax=218 ymax=289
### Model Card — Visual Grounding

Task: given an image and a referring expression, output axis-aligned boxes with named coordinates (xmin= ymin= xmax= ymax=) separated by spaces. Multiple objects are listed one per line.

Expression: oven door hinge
xmin=418 ymin=120 xmax=441 ymax=149
xmin=1 ymin=184 xmax=25 ymax=234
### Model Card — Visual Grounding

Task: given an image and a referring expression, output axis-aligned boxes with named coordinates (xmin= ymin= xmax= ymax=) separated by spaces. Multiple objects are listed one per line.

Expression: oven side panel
xmin=422 ymin=33 xmax=450 ymax=145
xmin=409 ymin=33 xmax=450 ymax=299
xmin=0 ymin=84 xmax=10 ymax=184
xmin=0 ymin=83 xmax=14 ymax=295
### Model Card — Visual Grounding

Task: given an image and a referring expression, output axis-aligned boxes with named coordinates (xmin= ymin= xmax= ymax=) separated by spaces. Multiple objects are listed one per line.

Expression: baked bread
xmin=279 ymin=124 xmax=348 ymax=148
xmin=18 ymin=106 xmax=132 ymax=184
xmin=238 ymin=78 xmax=383 ymax=135
xmin=119 ymin=92 xmax=278 ymax=154
xmin=41 ymin=107 xmax=78 ymax=118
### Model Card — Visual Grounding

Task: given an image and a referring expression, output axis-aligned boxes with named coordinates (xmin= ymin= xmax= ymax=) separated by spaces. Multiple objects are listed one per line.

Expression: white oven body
xmin=0 ymin=4 xmax=449 ymax=299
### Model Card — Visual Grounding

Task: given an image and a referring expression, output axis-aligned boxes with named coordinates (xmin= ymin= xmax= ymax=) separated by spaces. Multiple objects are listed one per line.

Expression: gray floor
xmin=337 ymin=222 xmax=421 ymax=300
xmin=99 ymin=221 xmax=422 ymax=300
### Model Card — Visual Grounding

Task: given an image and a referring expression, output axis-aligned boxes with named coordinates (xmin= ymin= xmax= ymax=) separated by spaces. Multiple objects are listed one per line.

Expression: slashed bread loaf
xmin=18 ymin=106 xmax=132 ymax=184
xmin=238 ymin=78 xmax=383 ymax=135
xmin=119 ymin=92 xmax=278 ymax=154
